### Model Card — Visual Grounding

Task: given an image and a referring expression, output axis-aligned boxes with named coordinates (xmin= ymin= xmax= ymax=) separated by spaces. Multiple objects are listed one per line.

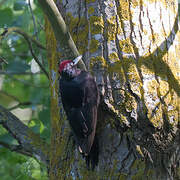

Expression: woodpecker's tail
xmin=85 ymin=135 xmax=99 ymax=170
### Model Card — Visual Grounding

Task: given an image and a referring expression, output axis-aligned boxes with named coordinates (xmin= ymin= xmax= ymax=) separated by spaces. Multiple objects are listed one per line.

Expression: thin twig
xmin=37 ymin=20 xmax=45 ymax=31
xmin=28 ymin=0 xmax=46 ymax=67
xmin=28 ymin=0 xmax=38 ymax=40
xmin=25 ymin=35 xmax=49 ymax=79
xmin=0 ymin=90 xmax=20 ymax=102
xmin=0 ymin=71 xmax=43 ymax=75
xmin=0 ymin=141 xmax=32 ymax=157
xmin=28 ymin=0 xmax=46 ymax=66
xmin=0 ymin=105 xmax=49 ymax=164
xmin=0 ymin=57 xmax=8 ymax=64
xmin=38 ymin=0 xmax=87 ymax=70
xmin=0 ymin=91 xmax=33 ymax=110
xmin=5 ymin=74 xmax=49 ymax=88
xmin=0 ymin=27 xmax=46 ymax=50
xmin=8 ymin=102 xmax=32 ymax=111
xmin=0 ymin=27 xmax=8 ymax=36
xmin=0 ymin=27 xmax=49 ymax=79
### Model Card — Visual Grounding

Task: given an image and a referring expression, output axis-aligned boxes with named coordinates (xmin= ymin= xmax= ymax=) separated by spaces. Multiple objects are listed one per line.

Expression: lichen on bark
xmin=41 ymin=0 xmax=180 ymax=179
xmin=57 ymin=0 xmax=180 ymax=179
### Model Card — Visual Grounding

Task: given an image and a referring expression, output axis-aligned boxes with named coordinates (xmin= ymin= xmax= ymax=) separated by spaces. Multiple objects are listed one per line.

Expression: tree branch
xmin=28 ymin=0 xmax=46 ymax=66
xmin=0 ymin=90 xmax=33 ymax=110
xmin=26 ymin=34 xmax=49 ymax=79
xmin=0 ymin=71 xmax=43 ymax=75
xmin=37 ymin=0 xmax=129 ymax=145
xmin=0 ymin=27 xmax=46 ymax=50
xmin=3 ymin=74 xmax=48 ymax=88
xmin=0 ymin=90 xmax=20 ymax=102
xmin=8 ymin=102 xmax=32 ymax=111
xmin=0 ymin=105 xmax=49 ymax=164
xmin=37 ymin=0 xmax=86 ymax=70
xmin=0 ymin=141 xmax=32 ymax=157
xmin=0 ymin=57 xmax=8 ymax=64
xmin=0 ymin=27 xmax=49 ymax=79
xmin=28 ymin=0 xmax=38 ymax=40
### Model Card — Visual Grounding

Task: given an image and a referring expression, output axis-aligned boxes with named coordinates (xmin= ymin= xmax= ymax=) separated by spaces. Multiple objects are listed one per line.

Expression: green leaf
xmin=38 ymin=108 xmax=50 ymax=139
xmin=0 ymin=8 xmax=13 ymax=27
xmin=29 ymin=119 xmax=44 ymax=134
xmin=13 ymin=1 xmax=27 ymax=11
xmin=14 ymin=8 xmax=30 ymax=29
xmin=2 ymin=78 xmax=30 ymax=103
xmin=0 ymin=1 xmax=48 ymax=179
xmin=0 ymin=133 xmax=18 ymax=145
xmin=39 ymin=108 xmax=50 ymax=125
xmin=30 ymin=87 xmax=45 ymax=105
xmin=6 ymin=60 xmax=30 ymax=73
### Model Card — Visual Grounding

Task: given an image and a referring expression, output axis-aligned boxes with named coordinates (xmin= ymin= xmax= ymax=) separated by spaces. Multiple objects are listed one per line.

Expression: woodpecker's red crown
xmin=59 ymin=60 xmax=72 ymax=74
xmin=59 ymin=55 xmax=82 ymax=74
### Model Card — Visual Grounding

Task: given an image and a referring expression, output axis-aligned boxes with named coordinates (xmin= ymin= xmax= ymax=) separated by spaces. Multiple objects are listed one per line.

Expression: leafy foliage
xmin=0 ymin=148 xmax=48 ymax=180
xmin=0 ymin=0 xmax=49 ymax=179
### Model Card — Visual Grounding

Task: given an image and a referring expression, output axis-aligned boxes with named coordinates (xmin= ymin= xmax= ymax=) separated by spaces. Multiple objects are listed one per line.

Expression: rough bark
xmin=46 ymin=0 xmax=179 ymax=179
xmin=0 ymin=0 xmax=176 ymax=179
xmin=0 ymin=0 xmax=179 ymax=179
xmin=38 ymin=0 xmax=86 ymax=70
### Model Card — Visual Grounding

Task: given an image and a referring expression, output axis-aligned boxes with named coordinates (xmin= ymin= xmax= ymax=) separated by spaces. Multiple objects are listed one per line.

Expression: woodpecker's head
xmin=59 ymin=55 xmax=82 ymax=78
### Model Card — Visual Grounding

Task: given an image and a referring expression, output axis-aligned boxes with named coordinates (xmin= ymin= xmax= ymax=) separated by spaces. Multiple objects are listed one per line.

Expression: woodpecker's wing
xmin=59 ymin=71 xmax=99 ymax=154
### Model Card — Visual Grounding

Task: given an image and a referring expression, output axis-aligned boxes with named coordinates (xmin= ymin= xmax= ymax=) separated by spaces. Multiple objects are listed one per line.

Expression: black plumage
xmin=59 ymin=60 xmax=99 ymax=169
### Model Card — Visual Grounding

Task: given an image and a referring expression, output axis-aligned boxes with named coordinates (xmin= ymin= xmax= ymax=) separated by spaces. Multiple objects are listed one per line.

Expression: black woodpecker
xmin=58 ymin=56 xmax=99 ymax=170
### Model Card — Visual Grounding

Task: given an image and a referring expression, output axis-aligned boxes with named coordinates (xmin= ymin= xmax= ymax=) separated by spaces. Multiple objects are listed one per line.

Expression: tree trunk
xmin=46 ymin=0 xmax=180 ymax=179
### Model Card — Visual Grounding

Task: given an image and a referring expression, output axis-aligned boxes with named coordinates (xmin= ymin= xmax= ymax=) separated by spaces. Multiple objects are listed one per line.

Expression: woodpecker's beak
xmin=72 ymin=55 xmax=82 ymax=65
